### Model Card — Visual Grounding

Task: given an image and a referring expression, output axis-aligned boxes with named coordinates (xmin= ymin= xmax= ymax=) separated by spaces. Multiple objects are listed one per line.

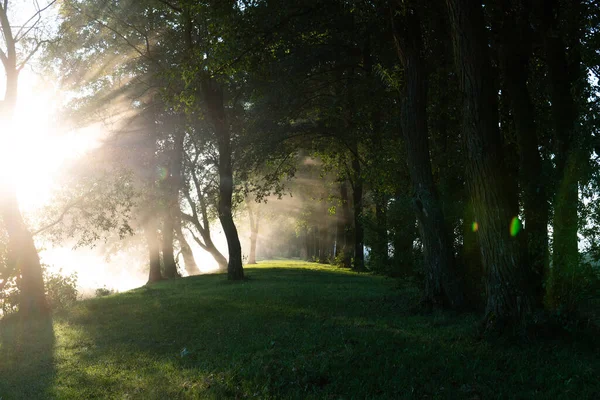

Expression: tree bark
xmin=461 ymin=201 xmax=484 ymax=309
xmin=493 ymin=0 xmax=548 ymax=307
xmin=392 ymin=4 xmax=464 ymax=309
xmin=445 ymin=0 xmax=532 ymax=329
xmin=201 ymin=78 xmax=244 ymax=280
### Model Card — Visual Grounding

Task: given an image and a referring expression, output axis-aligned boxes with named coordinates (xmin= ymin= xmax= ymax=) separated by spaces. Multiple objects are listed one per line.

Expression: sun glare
xmin=0 ymin=69 xmax=101 ymax=212
xmin=0 ymin=69 xmax=114 ymax=288
xmin=1 ymin=70 xmax=226 ymax=293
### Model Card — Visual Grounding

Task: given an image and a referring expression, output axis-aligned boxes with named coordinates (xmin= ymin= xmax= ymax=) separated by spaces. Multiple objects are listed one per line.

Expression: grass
xmin=0 ymin=260 xmax=598 ymax=399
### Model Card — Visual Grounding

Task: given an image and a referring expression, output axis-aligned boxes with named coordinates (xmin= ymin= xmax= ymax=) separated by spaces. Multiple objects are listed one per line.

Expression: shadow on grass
xmin=0 ymin=314 xmax=56 ymax=399
xmin=51 ymin=267 xmax=600 ymax=399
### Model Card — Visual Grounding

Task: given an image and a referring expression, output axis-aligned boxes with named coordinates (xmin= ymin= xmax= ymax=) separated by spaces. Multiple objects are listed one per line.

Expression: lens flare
xmin=510 ymin=217 xmax=521 ymax=237
xmin=157 ymin=166 xmax=168 ymax=181
xmin=471 ymin=222 xmax=479 ymax=232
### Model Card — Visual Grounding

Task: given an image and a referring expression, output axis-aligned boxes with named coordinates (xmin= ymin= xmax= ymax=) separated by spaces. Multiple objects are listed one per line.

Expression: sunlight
xmin=0 ymin=69 xmax=101 ymax=212
xmin=0 ymin=69 xmax=109 ymax=291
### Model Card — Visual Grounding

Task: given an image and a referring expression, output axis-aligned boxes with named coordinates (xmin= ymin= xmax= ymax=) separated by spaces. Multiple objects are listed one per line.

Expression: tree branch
xmin=14 ymin=0 xmax=57 ymax=43
xmin=158 ymin=0 xmax=182 ymax=13
xmin=32 ymin=197 xmax=84 ymax=236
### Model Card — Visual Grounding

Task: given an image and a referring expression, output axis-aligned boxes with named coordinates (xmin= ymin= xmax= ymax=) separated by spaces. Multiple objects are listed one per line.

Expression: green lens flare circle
xmin=510 ymin=217 xmax=521 ymax=237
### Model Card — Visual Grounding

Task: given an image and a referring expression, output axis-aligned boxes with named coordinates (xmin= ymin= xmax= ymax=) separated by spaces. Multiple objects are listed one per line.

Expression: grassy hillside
xmin=1 ymin=261 xmax=598 ymax=399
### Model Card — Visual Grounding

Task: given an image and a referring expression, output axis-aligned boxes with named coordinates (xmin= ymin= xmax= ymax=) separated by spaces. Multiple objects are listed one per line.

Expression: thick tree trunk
xmin=494 ymin=0 xmax=548 ymax=307
xmin=461 ymin=201 xmax=484 ymax=309
xmin=445 ymin=0 xmax=532 ymax=329
xmin=145 ymin=222 xmax=163 ymax=283
xmin=201 ymin=78 xmax=243 ymax=280
xmin=392 ymin=5 xmax=463 ymax=309
xmin=535 ymin=0 xmax=583 ymax=311
xmin=1 ymin=192 xmax=48 ymax=316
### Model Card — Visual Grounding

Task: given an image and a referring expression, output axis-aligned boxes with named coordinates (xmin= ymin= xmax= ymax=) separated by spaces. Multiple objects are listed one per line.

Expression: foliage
xmin=0 ymin=264 xmax=78 ymax=318
xmin=34 ymin=169 xmax=137 ymax=249
xmin=43 ymin=267 xmax=79 ymax=311
xmin=95 ymin=286 xmax=116 ymax=297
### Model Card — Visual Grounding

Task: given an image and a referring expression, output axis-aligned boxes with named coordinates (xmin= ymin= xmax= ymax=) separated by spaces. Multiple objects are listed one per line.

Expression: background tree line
xmin=1 ymin=0 xmax=599 ymax=334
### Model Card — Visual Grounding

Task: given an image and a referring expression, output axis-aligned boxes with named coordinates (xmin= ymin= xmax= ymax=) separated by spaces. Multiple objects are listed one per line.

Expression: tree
xmin=391 ymin=2 xmax=463 ymax=309
xmin=244 ymin=194 xmax=261 ymax=265
xmin=533 ymin=0 xmax=586 ymax=311
xmin=0 ymin=1 xmax=57 ymax=315
xmin=180 ymin=130 xmax=229 ymax=272
xmin=445 ymin=0 xmax=532 ymax=329
xmin=489 ymin=0 xmax=549 ymax=307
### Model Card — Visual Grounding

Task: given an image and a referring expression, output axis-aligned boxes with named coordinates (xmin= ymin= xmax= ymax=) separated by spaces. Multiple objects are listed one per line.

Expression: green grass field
xmin=1 ymin=261 xmax=598 ymax=399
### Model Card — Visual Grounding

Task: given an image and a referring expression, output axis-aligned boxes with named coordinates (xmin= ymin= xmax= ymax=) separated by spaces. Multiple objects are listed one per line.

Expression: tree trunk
xmin=461 ymin=201 xmax=484 ymax=309
xmin=445 ymin=0 xmax=532 ymax=330
xmin=0 ymin=10 xmax=47 ymax=315
xmin=1 ymin=192 xmax=48 ymax=316
xmin=246 ymin=198 xmax=259 ymax=264
xmin=201 ymin=78 xmax=244 ymax=280
xmin=160 ymin=162 xmax=180 ymax=279
xmin=392 ymin=5 xmax=463 ymax=309
xmin=338 ymin=181 xmax=353 ymax=267
xmin=161 ymin=214 xmax=179 ymax=278
xmin=390 ymin=185 xmax=416 ymax=276
xmin=493 ymin=0 xmax=548 ymax=307
xmin=185 ymin=220 xmax=229 ymax=272
xmin=145 ymin=222 xmax=163 ymax=283
xmin=248 ymin=230 xmax=258 ymax=264
xmin=535 ymin=0 xmax=583 ymax=311
xmin=351 ymin=155 xmax=365 ymax=271
xmin=371 ymin=191 xmax=389 ymax=269
xmin=204 ymin=240 xmax=229 ymax=272
xmin=169 ymin=128 xmax=199 ymax=275
xmin=174 ymin=218 xmax=200 ymax=275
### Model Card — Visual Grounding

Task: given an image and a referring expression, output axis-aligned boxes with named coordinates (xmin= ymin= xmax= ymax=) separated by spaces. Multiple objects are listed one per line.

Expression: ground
xmin=0 ymin=260 xmax=598 ymax=399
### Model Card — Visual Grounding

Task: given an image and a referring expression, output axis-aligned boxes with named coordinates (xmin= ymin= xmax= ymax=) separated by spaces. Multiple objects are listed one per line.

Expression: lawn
xmin=0 ymin=260 xmax=598 ymax=399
